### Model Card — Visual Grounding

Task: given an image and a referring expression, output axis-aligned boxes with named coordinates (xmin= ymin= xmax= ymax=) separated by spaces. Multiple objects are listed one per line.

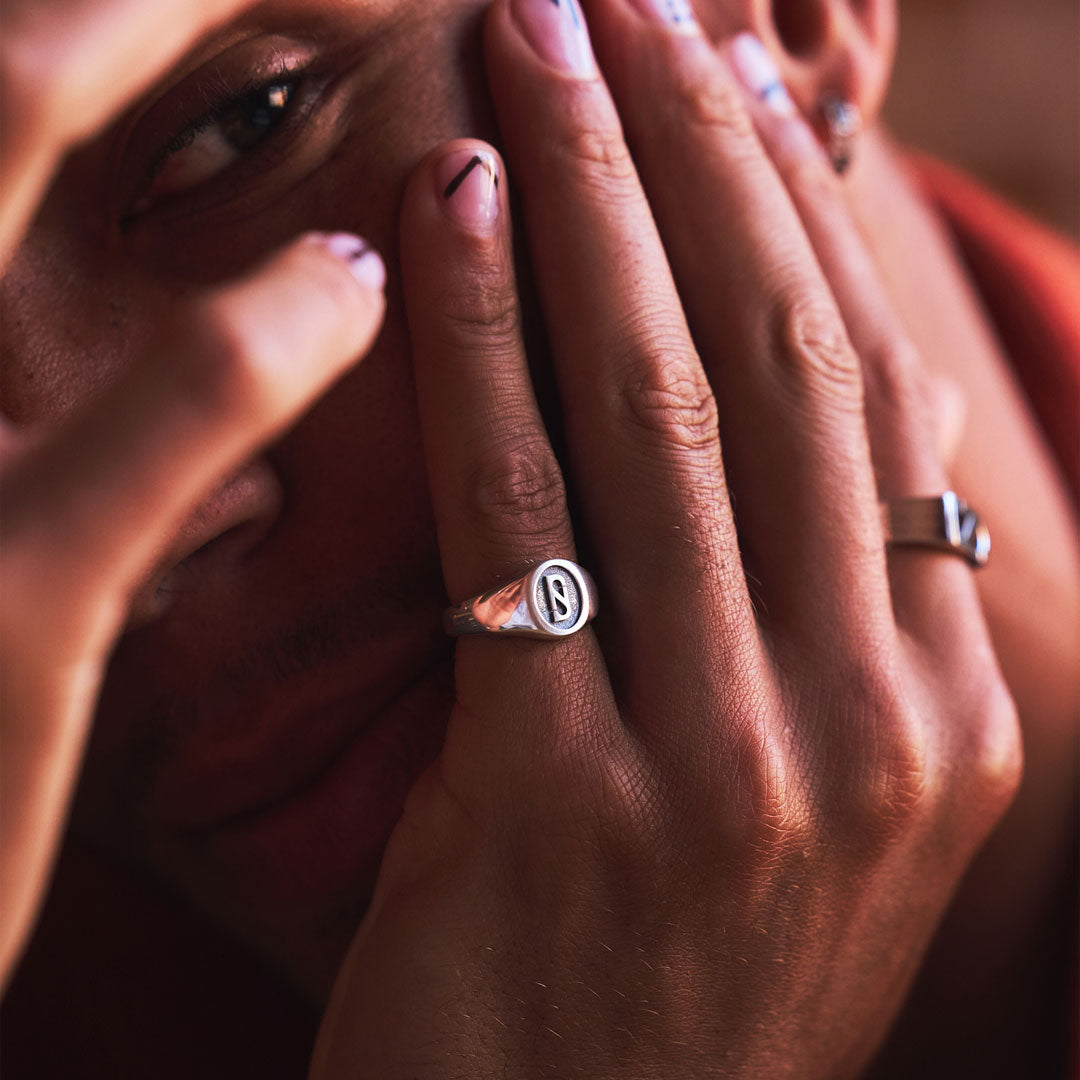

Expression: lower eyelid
xmin=125 ymin=73 xmax=324 ymax=225
xmin=122 ymin=72 xmax=342 ymax=234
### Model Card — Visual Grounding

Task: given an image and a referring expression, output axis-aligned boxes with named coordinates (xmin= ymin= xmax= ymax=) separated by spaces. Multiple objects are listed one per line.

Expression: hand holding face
xmin=0 ymin=0 xmax=387 ymax=987
xmin=312 ymin=1 xmax=1020 ymax=1076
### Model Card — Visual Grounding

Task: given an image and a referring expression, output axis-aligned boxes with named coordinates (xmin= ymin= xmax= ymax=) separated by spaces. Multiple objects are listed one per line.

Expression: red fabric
xmin=907 ymin=152 xmax=1080 ymax=503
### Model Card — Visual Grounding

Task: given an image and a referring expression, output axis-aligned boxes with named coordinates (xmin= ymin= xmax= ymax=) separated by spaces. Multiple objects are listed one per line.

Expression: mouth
xmin=142 ymin=605 xmax=456 ymax=921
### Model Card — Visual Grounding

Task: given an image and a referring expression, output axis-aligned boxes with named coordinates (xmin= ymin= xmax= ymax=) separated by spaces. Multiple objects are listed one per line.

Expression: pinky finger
xmin=726 ymin=33 xmax=982 ymax=640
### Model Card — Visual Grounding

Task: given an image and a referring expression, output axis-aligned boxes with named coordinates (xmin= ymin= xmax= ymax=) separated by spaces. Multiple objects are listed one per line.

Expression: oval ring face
xmin=531 ymin=559 xmax=590 ymax=636
xmin=443 ymin=559 xmax=597 ymax=639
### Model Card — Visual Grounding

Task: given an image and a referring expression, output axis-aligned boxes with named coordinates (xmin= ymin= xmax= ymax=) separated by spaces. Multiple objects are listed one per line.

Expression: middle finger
xmin=580 ymin=0 xmax=895 ymax=647
xmin=484 ymin=0 xmax=759 ymax=674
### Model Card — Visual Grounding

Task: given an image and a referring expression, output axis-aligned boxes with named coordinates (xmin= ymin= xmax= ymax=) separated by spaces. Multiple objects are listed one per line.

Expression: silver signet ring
xmin=443 ymin=559 xmax=598 ymax=640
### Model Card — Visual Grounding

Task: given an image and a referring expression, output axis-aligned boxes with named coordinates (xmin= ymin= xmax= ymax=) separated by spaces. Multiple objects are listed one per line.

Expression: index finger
xmin=0 ymin=0 xmax=258 ymax=260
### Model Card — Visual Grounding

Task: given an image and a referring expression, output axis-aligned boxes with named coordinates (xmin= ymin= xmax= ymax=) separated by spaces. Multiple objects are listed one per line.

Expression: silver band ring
xmin=444 ymin=559 xmax=599 ymax=640
xmin=883 ymin=492 xmax=990 ymax=568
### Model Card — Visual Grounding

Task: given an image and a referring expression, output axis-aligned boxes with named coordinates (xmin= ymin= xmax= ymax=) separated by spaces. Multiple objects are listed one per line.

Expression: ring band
xmin=883 ymin=492 xmax=990 ymax=568
xmin=444 ymin=559 xmax=599 ymax=640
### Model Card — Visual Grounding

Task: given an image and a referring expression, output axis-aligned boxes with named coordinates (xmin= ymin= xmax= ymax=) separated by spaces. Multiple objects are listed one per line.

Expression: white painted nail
xmin=319 ymin=232 xmax=386 ymax=291
xmin=731 ymin=33 xmax=796 ymax=116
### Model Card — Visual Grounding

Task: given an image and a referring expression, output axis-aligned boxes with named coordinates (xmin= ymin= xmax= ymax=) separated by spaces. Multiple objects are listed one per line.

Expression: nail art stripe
xmin=664 ymin=0 xmax=696 ymax=25
xmin=760 ymin=81 xmax=788 ymax=107
xmin=443 ymin=154 xmax=498 ymax=200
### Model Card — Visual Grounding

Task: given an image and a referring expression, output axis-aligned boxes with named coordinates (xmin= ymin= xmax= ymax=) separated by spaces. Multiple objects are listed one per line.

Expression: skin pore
xmin=1 ymin=0 xmax=1076 ymax=1069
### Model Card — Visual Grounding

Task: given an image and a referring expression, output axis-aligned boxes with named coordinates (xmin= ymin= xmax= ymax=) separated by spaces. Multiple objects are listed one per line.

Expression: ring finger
xmin=399 ymin=139 xmax=615 ymax=761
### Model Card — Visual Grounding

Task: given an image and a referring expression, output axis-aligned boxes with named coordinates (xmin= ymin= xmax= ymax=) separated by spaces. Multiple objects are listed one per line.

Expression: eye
xmin=135 ymin=77 xmax=301 ymax=211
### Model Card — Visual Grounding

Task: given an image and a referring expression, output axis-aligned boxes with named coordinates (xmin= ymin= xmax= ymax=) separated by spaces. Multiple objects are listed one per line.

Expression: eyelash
xmin=135 ymin=60 xmax=314 ymax=215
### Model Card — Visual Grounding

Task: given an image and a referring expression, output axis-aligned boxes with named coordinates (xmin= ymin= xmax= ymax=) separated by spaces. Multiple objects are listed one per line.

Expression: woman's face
xmin=0 ymin=0 xmax=802 ymax=996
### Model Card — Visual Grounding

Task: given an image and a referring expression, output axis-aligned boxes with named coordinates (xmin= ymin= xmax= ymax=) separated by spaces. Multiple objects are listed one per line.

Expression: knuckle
xmin=465 ymin=440 xmax=569 ymax=545
xmin=862 ymin=339 xmax=936 ymax=429
xmin=616 ymin=351 xmax=720 ymax=456
xmin=668 ymin=61 xmax=755 ymax=142
xmin=958 ymin=674 xmax=1024 ymax=816
xmin=437 ymin=273 xmax=522 ymax=357
xmin=828 ymin=660 xmax=933 ymax=846
xmin=771 ymin=296 xmax=864 ymax=412
xmin=550 ymin=110 xmax=638 ymax=198
xmin=860 ymin=707 xmax=932 ymax=843
xmin=718 ymin=707 xmax=816 ymax=857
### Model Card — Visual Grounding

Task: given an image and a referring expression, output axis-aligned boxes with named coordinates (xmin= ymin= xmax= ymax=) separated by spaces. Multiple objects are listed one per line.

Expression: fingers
xmin=572 ymin=0 xmax=893 ymax=645
xmin=2 ymin=232 xmax=386 ymax=664
xmin=725 ymin=33 xmax=985 ymax=641
xmin=399 ymin=140 xmax=617 ymax=760
xmin=0 ymin=0 xmax=259 ymax=260
xmin=400 ymin=142 xmax=575 ymax=604
xmin=482 ymin=0 xmax=757 ymax=669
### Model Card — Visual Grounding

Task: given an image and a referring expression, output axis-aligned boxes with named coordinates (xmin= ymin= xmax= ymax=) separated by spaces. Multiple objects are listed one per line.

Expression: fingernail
xmin=318 ymin=232 xmax=387 ymax=290
xmin=730 ymin=33 xmax=796 ymax=116
xmin=629 ymin=0 xmax=699 ymax=33
xmin=511 ymin=0 xmax=597 ymax=78
xmin=436 ymin=149 xmax=500 ymax=231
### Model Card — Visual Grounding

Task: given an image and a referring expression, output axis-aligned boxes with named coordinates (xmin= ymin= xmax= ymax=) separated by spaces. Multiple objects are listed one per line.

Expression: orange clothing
xmin=909 ymin=152 xmax=1080 ymax=503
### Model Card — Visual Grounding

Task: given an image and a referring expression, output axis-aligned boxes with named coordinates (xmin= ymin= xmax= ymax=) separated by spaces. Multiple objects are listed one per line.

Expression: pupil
xmin=221 ymin=82 xmax=293 ymax=151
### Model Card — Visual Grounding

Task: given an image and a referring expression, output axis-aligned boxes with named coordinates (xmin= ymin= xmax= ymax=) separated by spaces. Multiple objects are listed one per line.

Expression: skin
xmin=1 ymin=0 xmax=1076 ymax=1074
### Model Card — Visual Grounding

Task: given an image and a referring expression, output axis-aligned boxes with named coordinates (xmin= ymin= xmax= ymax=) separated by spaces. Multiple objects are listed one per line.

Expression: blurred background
xmin=885 ymin=0 xmax=1079 ymax=239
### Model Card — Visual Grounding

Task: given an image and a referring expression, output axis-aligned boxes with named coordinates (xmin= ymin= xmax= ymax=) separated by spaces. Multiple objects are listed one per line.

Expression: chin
xmin=75 ymin=599 xmax=456 ymax=997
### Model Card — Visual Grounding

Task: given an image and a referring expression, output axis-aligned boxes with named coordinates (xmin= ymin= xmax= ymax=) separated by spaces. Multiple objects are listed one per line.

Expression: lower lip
xmin=180 ymin=662 xmax=453 ymax=923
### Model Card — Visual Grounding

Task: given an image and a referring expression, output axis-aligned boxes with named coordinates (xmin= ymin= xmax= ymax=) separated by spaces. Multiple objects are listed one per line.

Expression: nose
xmin=125 ymin=457 xmax=283 ymax=627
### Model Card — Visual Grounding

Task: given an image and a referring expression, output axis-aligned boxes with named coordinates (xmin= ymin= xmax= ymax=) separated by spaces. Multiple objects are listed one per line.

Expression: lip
xmin=194 ymin=657 xmax=453 ymax=919
xmin=147 ymin=610 xmax=449 ymax=833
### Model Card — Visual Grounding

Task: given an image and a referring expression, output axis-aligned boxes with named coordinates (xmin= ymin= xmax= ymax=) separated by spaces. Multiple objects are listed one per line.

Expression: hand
xmin=0 ymin=0 xmax=386 ymax=986
xmin=311 ymin=1 xmax=1020 ymax=1076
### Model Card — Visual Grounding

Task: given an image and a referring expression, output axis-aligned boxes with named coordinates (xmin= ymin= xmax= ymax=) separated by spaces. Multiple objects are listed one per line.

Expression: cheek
xmin=0 ymin=232 xmax=163 ymax=425
xmin=125 ymin=9 xmax=493 ymax=285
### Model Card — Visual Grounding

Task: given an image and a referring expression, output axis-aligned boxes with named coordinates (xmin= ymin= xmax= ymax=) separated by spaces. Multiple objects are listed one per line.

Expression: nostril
xmin=771 ymin=1 xmax=830 ymax=58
